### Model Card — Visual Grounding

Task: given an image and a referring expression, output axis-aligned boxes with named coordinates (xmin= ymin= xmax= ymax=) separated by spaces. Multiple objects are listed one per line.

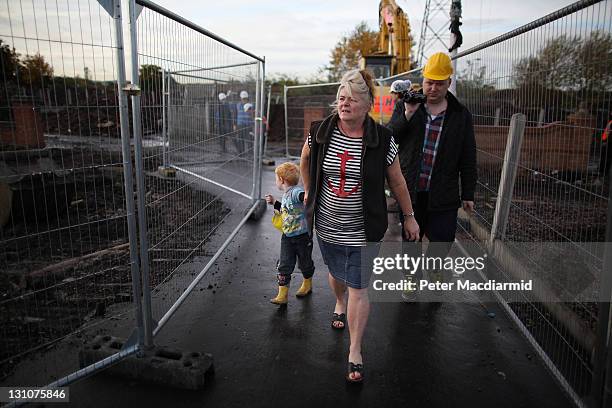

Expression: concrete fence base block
xmin=249 ymin=198 xmax=267 ymax=221
xmin=158 ymin=166 xmax=177 ymax=178
xmin=79 ymin=335 xmax=214 ymax=390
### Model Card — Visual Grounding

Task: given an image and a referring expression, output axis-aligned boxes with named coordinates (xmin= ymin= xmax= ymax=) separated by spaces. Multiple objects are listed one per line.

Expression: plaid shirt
xmin=418 ymin=110 xmax=445 ymax=191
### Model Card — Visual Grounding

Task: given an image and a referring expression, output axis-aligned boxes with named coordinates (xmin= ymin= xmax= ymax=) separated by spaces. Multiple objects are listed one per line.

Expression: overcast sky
xmin=149 ymin=0 xmax=579 ymax=79
xmin=0 ymin=0 xmax=595 ymax=83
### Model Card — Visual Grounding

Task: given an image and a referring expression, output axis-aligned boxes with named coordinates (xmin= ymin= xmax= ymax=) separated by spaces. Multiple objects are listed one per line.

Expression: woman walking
xmin=300 ymin=69 xmax=419 ymax=382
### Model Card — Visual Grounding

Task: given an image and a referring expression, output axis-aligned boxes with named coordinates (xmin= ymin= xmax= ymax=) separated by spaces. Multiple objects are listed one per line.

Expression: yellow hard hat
xmin=423 ymin=52 xmax=453 ymax=80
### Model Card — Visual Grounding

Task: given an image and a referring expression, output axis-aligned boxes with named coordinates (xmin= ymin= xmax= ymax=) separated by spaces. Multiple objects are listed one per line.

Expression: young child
xmin=265 ymin=162 xmax=314 ymax=305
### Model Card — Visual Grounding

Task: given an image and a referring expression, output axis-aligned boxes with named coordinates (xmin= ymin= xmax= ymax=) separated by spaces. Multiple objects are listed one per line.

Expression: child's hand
xmin=265 ymin=194 xmax=275 ymax=205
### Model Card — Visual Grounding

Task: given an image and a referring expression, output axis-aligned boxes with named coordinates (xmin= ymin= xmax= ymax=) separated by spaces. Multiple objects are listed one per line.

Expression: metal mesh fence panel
xmin=453 ymin=0 xmax=611 ymax=404
xmin=0 ymin=0 xmax=140 ymax=385
xmin=283 ymin=71 xmax=424 ymax=158
xmin=134 ymin=0 xmax=264 ymax=331
xmin=283 ymin=83 xmax=337 ymax=158
xmin=0 ymin=0 xmax=265 ymax=389
xmin=281 ymin=1 xmax=611 ymax=404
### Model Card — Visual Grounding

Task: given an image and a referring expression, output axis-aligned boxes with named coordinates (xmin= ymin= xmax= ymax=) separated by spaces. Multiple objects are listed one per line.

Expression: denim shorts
xmin=317 ymin=236 xmax=380 ymax=289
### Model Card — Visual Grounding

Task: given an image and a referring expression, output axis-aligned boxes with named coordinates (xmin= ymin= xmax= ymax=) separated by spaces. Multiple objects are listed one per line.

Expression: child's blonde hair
xmin=275 ymin=162 xmax=300 ymax=186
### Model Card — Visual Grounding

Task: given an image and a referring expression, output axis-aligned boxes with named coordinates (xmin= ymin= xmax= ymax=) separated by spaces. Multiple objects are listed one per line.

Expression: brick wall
xmin=0 ymin=101 xmax=45 ymax=149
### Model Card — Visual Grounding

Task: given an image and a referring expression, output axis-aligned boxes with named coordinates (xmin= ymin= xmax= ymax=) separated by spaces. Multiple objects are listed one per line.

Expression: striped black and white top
xmin=309 ymin=126 xmax=398 ymax=246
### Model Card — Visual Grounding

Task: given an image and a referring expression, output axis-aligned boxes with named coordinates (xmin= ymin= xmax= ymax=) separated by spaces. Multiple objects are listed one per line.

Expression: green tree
xmin=513 ymin=36 xmax=575 ymax=89
xmin=324 ymin=21 xmax=379 ymax=82
xmin=139 ymin=64 xmax=163 ymax=92
xmin=513 ymin=31 xmax=612 ymax=92
xmin=21 ymin=52 xmax=54 ymax=89
xmin=575 ymin=30 xmax=612 ymax=91
xmin=267 ymin=73 xmax=301 ymax=87
xmin=457 ymin=60 xmax=494 ymax=92
xmin=0 ymin=40 xmax=21 ymax=84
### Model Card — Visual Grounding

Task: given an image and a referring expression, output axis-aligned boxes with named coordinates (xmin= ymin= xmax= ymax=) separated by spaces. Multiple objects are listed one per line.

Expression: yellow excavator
xmin=365 ymin=0 xmax=414 ymax=122
xmin=378 ymin=0 xmax=414 ymax=75
xmin=362 ymin=0 xmax=413 ymax=78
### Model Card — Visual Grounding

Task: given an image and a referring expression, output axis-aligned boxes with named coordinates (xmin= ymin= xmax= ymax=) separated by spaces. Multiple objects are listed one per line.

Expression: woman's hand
xmin=300 ymin=141 xmax=311 ymax=205
xmin=462 ymin=200 xmax=474 ymax=214
xmin=386 ymin=158 xmax=419 ymax=241
xmin=265 ymin=194 xmax=275 ymax=205
xmin=403 ymin=216 xmax=420 ymax=241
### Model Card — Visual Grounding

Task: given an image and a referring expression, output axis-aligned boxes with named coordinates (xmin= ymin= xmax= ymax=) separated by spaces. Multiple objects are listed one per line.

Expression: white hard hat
xmin=243 ymin=103 xmax=253 ymax=112
xmin=390 ymin=79 xmax=411 ymax=93
xmin=240 ymin=90 xmax=249 ymax=99
xmin=218 ymin=92 xmax=226 ymax=101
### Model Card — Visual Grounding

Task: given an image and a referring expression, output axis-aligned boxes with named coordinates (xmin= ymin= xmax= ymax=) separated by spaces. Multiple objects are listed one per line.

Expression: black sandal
xmin=331 ymin=313 xmax=346 ymax=330
xmin=346 ymin=362 xmax=364 ymax=383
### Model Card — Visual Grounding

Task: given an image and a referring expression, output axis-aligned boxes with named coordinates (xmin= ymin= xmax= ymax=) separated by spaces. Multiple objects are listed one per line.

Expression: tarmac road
xmin=63 ymin=160 xmax=573 ymax=408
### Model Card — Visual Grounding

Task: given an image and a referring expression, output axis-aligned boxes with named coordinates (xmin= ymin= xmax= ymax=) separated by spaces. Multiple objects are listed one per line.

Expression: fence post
xmin=257 ymin=59 xmax=266 ymax=198
xmin=263 ymin=83 xmax=271 ymax=159
xmin=162 ymin=68 xmax=167 ymax=168
xmin=252 ymin=61 xmax=262 ymax=201
xmin=378 ymin=78 xmax=383 ymax=125
xmin=489 ymin=113 xmax=526 ymax=244
xmin=494 ymin=107 xmax=501 ymax=127
xmin=127 ymin=0 xmax=154 ymax=348
xmin=112 ymin=0 xmax=145 ymax=348
xmin=604 ymin=238 xmax=612 ymax=406
xmin=284 ymin=85 xmax=289 ymax=158
xmin=537 ymin=108 xmax=546 ymax=127
xmin=167 ymin=73 xmax=172 ymax=165
xmin=590 ymin=167 xmax=612 ymax=407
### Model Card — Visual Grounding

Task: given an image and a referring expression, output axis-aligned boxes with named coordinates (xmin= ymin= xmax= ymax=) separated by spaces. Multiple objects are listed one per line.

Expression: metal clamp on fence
xmin=122 ymin=84 xmax=142 ymax=96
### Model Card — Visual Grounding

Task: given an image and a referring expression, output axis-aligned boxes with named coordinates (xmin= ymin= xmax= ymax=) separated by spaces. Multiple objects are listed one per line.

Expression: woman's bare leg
xmin=347 ymin=287 xmax=369 ymax=380
xmin=328 ymin=273 xmax=347 ymax=328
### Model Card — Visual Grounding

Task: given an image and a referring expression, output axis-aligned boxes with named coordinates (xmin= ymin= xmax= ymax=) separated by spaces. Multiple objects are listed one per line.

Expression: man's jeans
xmin=400 ymin=191 xmax=458 ymax=281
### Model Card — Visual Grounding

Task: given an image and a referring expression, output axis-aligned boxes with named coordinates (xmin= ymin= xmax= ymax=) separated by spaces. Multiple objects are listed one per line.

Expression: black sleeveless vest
xmin=306 ymin=113 xmax=392 ymax=242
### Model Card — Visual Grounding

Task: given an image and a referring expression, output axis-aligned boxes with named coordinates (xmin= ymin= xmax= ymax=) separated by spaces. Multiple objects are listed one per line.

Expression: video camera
xmin=398 ymin=89 xmax=427 ymax=104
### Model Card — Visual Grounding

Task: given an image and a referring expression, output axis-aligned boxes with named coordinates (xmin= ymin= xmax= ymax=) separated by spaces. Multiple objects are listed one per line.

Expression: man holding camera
xmin=389 ymin=52 xmax=477 ymax=294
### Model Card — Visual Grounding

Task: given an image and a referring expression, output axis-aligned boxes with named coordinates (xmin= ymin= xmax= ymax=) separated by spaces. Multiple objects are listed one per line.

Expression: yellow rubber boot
xmin=295 ymin=278 xmax=312 ymax=298
xmin=270 ymin=286 xmax=289 ymax=305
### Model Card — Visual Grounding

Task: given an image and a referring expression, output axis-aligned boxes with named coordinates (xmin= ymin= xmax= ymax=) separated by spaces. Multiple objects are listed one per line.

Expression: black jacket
xmin=388 ymin=91 xmax=477 ymax=211
xmin=388 ymin=99 xmax=404 ymax=127
xmin=306 ymin=113 xmax=393 ymax=242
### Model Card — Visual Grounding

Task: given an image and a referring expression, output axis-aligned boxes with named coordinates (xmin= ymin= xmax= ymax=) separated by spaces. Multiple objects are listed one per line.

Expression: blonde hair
xmin=275 ymin=162 xmax=300 ymax=186
xmin=332 ymin=69 xmax=375 ymax=113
